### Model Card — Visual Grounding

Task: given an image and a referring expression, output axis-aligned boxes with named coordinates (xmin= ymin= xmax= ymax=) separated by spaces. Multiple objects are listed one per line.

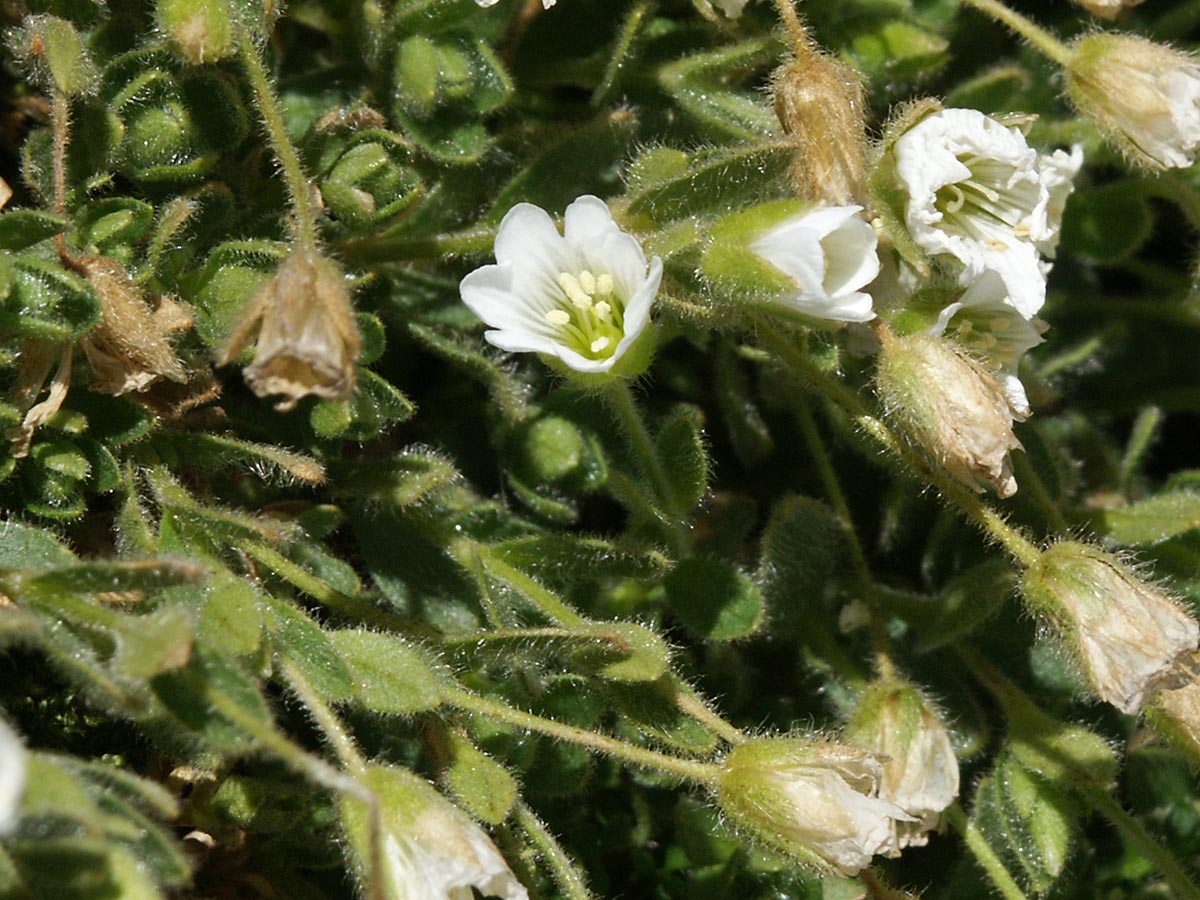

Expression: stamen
xmin=943 ymin=184 xmax=966 ymax=214
xmin=1013 ymin=221 xmax=1031 ymax=239
xmin=964 ymin=178 xmax=1001 ymax=204
xmin=579 ymin=271 xmax=596 ymax=295
xmin=545 ymin=309 xmax=571 ymax=325
xmin=559 ymin=273 xmax=593 ymax=310
xmin=986 ymin=239 xmax=1010 ymax=251
xmin=590 ymin=336 xmax=610 ymax=353
xmin=593 ymin=301 xmax=612 ymax=321
xmin=596 ymin=274 xmax=614 ymax=295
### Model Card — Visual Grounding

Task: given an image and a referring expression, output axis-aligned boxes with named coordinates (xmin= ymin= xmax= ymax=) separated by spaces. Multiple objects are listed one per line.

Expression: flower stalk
xmin=958 ymin=0 xmax=1072 ymax=66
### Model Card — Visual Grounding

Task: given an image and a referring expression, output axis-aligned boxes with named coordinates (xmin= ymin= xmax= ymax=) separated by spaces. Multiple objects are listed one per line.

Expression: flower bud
xmin=875 ymin=328 xmax=1022 ymax=498
xmin=0 ymin=719 xmax=25 ymax=836
xmin=75 ymin=257 xmax=189 ymax=395
xmin=1072 ymin=0 xmax=1145 ymax=19
xmin=1066 ymin=34 xmax=1200 ymax=170
xmin=155 ymin=0 xmax=237 ymax=65
xmin=219 ymin=248 xmax=361 ymax=411
xmin=1021 ymin=542 xmax=1200 ymax=714
xmin=7 ymin=15 xmax=99 ymax=97
xmin=716 ymin=736 xmax=912 ymax=876
xmin=341 ymin=764 xmax=528 ymax=900
xmin=844 ymin=680 xmax=959 ymax=849
xmin=772 ymin=52 xmax=868 ymax=206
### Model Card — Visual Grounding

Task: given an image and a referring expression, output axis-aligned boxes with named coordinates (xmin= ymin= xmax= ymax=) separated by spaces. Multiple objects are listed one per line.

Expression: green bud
xmin=521 ymin=416 xmax=586 ymax=483
xmin=875 ymin=327 xmax=1021 ymax=498
xmin=8 ymin=15 xmax=99 ymax=97
xmin=1021 ymin=542 xmax=1199 ymax=714
xmin=715 ymin=736 xmax=911 ymax=876
xmin=155 ymin=0 xmax=237 ymax=65
xmin=702 ymin=199 xmax=813 ymax=302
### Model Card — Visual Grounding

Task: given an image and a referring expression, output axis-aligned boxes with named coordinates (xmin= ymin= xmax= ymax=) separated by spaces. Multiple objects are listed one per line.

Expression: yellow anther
xmin=596 ymin=273 xmax=614 ymax=295
xmin=579 ymin=270 xmax=597 ymax=295
xmin=1014 ymin=221 xmax=1031 ymax=239
xmin=593 ymin=300 xmax=612 ymax=321
xmin=559 ymin=272 xmax=592 ymax=310
xmin=545 ymin=309 xmax=571 ymax=326
xmin=986 ymin=238 xmax=1009 ymax=252
xmin=590 ymin=336 xmax=610 ymax=354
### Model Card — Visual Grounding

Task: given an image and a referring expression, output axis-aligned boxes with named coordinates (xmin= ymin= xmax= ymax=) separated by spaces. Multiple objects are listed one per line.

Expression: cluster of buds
xmin=1021 ymin=542 xmax=1200 ymax=714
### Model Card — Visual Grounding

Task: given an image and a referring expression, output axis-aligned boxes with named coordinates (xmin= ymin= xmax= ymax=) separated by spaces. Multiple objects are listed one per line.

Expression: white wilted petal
xmin=0 ymin=720 xmax=26 ymax=836
xmin=893 ymin=108 xmax=1079 ymax=318
xmin=749 ymin=205 xmax=879 ymax=323
xmin=1022 ymin=543 xmax=1200 ymax=714
xmin=845 ymin=681 xmax=959 ymax=851
xmin=460 ymin=195 xmax=661 ymax=377
xmin=716 ymin=737 xmax=915 ymax=876
xmin=1068 ymin=34 xmax=1200 ymax=170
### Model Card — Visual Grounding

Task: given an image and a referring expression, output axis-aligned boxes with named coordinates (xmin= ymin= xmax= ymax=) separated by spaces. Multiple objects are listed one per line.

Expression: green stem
xmin=769 ymin=0 xmax=819 ymax=57
xmin=236 ymin=30 xmax=318 ymax=248
xmin=603 ymin=380 xmax=692 ymax=554
xmin=469 ymin=543 xmax=588 ymax=626
xmin=337 ymin=226 xmax=498 ymax=265
xmin=279 ymin=658 xmax=367 ymax=777
xmin=513 ymin=801 xmax=594 ymax=900
xmin=51 ymin=92 xmax=70 ymax=218
xmin=1082 ymin=786 xmax=1200 ymax=900
xmin=1011 ymin=452 xmax=1070 ymax=535
xmin=670 ymin=677 xmax=747 ymax=745
xmin=958 ymin=0 xmax=1072 ymax=66
xmin=444 ymin=688 xmax=720 ymax=785
xmin=761 ymin=331 xmax=1042 ymax=567
xmin=946 ymin=802 xmax=1031 ymax=900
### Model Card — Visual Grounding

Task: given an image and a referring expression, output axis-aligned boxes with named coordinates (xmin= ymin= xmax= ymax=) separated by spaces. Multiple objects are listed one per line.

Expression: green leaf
xmin=0 ymin=210 xmax=68 ymax=251
xmin=1060 ymin=181 xmax=1153 ymax=264
xmin=113 ymin=605 xmax=194 ymax=680
xmin=0 ymin=521 xmax=77 ymax=569
xmin=913 ymin=560 xmax=1015 ymax=652
xmin=152 ymin=651 xmax=272 ymax=751
xmin=656 ymin=39 xmax=780 ymax=143
xmin=656 ymin=404 xmax=708 ymax=514
xmin=10 ymin=559 xmax=204 ymax=597
xmin=329 ymin=630 xmax=445 ymax=714
xmin=571 ymin=621 xmax=669 ymax=683
xmin=1098 ymin=492 xmax=1200 ymax=546
xmin=664 ymin=557 xmax=765 ymax=641
xmin=442 ymin=729 xmax=518 ymax=825
xmin=263 ymin=596 xmax=356 ymax=703
xmin=756 ymin=495 xmax=844 ymax=623
xmin=488 ymin=534 xmax=668 ymax=585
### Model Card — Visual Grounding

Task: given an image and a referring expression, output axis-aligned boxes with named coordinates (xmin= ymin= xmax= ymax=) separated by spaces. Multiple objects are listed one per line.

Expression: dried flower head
xmin=1067 ymin=33 xmax=1200 ymax=170
xmin=876 ymin=328 xmax=1023 ymax=498
xmin=773 ymin=52 xmax=869 ymax=206
xmin=1022 ymin=542 xmax=1200 ymax=714
xmin=76 ymin=257 xmax=189 ymax=395
xmin=716 ymin=736 xmax=913 ymax=876
xmin=845 ymin=680 xmax=960 ymax=850
xmin=219 ymin=248 xmax=361 ymax=411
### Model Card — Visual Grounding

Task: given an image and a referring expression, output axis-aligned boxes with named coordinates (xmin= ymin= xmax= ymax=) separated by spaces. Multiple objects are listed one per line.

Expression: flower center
xmin=933 ymin=154 xmax=1040 ymax=247
xmin=543 ymin=268 xmax=626 ymax=360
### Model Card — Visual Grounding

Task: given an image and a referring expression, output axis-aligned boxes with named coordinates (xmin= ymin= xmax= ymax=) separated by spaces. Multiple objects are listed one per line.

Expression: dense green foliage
xmin=2 ymin=0 xmax=1200 ymax=898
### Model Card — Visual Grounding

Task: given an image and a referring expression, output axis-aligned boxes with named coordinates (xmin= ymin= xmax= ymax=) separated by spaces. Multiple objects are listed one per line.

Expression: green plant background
xmin=1 ymin=0 xmax=1200 ymax=898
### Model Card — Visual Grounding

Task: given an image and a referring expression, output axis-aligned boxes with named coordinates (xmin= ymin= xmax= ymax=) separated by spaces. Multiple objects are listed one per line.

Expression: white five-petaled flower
xmin=717 ymin=738 xmax=914 ymax=876
xmin=1068 ymin=34 xmax=1200 ymax=170
xmin=0 ymin=719 xmax=26 ymax=835
xmin=749 ymin=205 xmax=880 ymax=323
xmin=931 ymin=271 xmax=1047 ymax=418
xmin=460 ymin=196 xmax=662 ymax=375
xmin=894 ymin=108 xmax=1080 ymax=318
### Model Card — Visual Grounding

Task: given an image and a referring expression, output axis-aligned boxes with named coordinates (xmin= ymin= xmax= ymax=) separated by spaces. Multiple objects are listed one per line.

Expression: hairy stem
xmin=958 ymin=0 xmax=1072 ymax=66
xmin=445 ymin=687 xmax=720 ymax=785
xmin=514 ymin=801 xmax=594 ymax=900
xmin=946 ymin=802 xmax=1031 ymax=900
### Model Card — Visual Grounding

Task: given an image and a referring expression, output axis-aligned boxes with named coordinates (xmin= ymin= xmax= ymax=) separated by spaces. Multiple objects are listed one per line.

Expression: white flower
xmin=475 ymin=0 xmax=555 ymax=8
xmin=749 ymin=205 xmax=879 ymax=323
xmin=460 ymin=196 xmax=662 ymax=375
xmin=697 ymin=0 xmax=750 ymax=17
xmin=1068 ymin=34 xmax=1200 ymax=170
xmin=382 ymin=805 xmax=528 ymax=900
xmin=0 ymin=720 xmax=26 ymax=835
xmin=845 ymin=682 xmax=959 ymax=851
xmin=717 ymin=738 xmax=914 ymax=876
xmin=1072 ymin=0 xmax=1145 ymax=18
xmin=1023 ymin=543 xmax=1200 ymax=714
xmin=894 ymin=108 xmax=1078 ymax=318
xmin=931 ymin=271 xmax=1047 ymax=418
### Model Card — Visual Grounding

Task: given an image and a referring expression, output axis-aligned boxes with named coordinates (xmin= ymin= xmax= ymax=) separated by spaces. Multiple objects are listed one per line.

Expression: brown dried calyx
xmin=218 ymin=248 xmax=361 ymax=412
xmin=74 ymin=256 xmax=190 ymax=395
xmin=772 ymin=49 xmax=870 ymax=207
